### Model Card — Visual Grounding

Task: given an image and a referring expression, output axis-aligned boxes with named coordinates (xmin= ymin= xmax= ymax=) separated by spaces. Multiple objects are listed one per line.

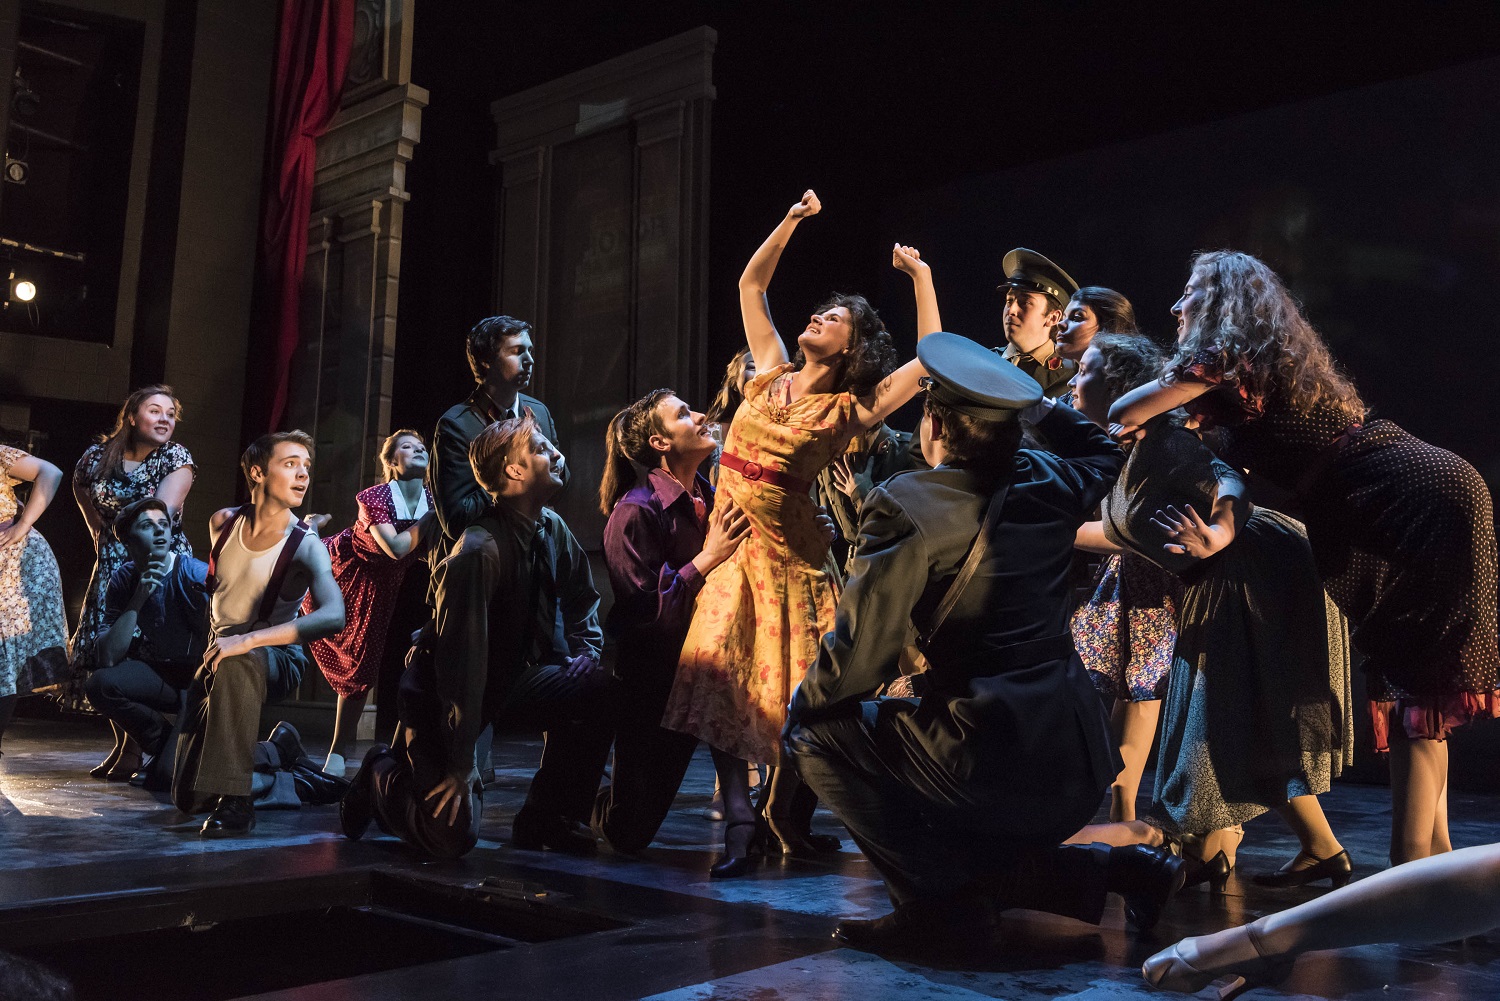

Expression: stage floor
xmin=1 ymin=717 xmax=1497 ymax=1000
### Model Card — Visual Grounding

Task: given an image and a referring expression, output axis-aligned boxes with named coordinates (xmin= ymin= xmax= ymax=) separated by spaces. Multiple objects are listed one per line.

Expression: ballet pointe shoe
xmin=710 ymin=819 xmax=768 ymax=879
xmin=1252 ymin=849 xmax=1353 ymax=889
xmin=1182 ymin=850 xmax=1233 ymax=893
xmin=1142 ymin=922 xmax=1291 ymax=999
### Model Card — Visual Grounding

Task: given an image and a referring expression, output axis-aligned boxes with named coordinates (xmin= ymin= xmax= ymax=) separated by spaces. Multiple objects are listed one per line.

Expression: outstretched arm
xmin=851 ymin=358 xmax=928 ymax=431
xmin=740 ymin=190 xmax=821 ymax=376
xmin=1110 ymin=378 xmax=1210 ymax=428
xmin=848 ymin=245 xmax=943 ymax=431
xmin=892 ymin=244 xmax=943 ymax=337
xmin=1151 ymin=464 xmax=1249 ymax=560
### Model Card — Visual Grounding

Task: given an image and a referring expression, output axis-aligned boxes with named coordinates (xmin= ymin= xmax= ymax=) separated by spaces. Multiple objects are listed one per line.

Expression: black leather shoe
xmin=340 ymin=745 xmax=389 ymax=840
xmin=834 ymin=899 xmax=997 ymax=958
xmin=266 ymin=721 xmax=310 ymax=769
xmin=1252 ymin=849 xmax=1353 ymax=889
xmin=1182 ymin=850 xmax=1234 ymax=893
xmin=200 ymin=795 xmax=257 ymax=837
xmin=709 ymin=820 xmax=767 ymax=878
xmin=1109 ymin=844 xmax=1187 ymax=931
xmin=511 ymin=811 xmax=598 ymax=856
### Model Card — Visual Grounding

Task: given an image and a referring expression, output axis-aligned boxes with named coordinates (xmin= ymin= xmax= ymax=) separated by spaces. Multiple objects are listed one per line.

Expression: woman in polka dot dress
xmin=1112 ymin=251 xmax=1498 ymax=868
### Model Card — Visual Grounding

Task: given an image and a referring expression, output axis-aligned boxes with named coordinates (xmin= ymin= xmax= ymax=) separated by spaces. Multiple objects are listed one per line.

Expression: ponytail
xmin=598 ymin=388 xmax=676 ymax=515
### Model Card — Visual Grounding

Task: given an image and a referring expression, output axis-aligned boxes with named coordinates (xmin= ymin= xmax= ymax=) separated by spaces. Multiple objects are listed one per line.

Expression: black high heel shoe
xmin=1182 ymin=850 xmax=1234 ymax=893
xmin=710 ymin=820 xmax=767 ymax=879
xmin=89 ymin=740 xmax=124 ymax=779
xmin=1252 ymin=849 xmax=1353 ymax=889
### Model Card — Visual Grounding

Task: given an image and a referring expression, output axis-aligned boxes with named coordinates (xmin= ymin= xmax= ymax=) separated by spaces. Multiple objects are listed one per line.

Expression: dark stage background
xmin=391 ymin=0 xmax=1500 ymax=507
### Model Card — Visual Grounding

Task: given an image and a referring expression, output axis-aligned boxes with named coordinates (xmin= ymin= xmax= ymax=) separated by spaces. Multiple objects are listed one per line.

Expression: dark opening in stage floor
xmin=2 ymin=718 xmax=1497 ymax=1000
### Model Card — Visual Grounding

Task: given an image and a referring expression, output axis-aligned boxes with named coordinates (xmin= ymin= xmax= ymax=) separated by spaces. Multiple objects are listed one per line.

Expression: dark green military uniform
xmin=1000 ymin=340 xmax=1076 ymax=399
xmin=786 ymin=333 xmax=1155 ymax=934
xmin=995 ymin=248 xmax=1079 ymax=400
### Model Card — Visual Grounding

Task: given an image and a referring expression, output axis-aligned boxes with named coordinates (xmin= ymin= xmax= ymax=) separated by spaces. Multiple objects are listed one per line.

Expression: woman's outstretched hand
xmin=788 ymin=189 xmax=821 ymax=219
xmin=892 ymin=244 xmax=928 ymax=277
xmin=1152 ymin=503 xmax=1229 ymax=559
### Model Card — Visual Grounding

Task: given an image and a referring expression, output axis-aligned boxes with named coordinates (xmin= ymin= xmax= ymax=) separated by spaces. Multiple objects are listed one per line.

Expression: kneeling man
xmin=342 ymin=414 xmax=614 ymax=859
xmin=786 ymin=333 xmax=1182 ymax=955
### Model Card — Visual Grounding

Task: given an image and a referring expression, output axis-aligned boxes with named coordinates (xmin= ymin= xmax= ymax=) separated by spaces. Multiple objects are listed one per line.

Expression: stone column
xmin=285 ymin=0 xmax=427 ymax=528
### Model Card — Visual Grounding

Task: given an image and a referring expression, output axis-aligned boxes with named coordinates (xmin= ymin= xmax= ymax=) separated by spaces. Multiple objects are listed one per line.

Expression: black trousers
xmin=787 ymin=704 xmax=1110 ymax=922
xmin=84 ymin=659 xmax=189 ymax=752
xmin=592 ymin=658 xmax=698 ymax=853
xmin=370 ymin=660 xmax=617 ymax=859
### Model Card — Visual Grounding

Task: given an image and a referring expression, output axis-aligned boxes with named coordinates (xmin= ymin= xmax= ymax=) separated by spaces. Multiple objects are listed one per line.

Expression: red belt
xmin=719 ymin=451 xmax=811 ymax=494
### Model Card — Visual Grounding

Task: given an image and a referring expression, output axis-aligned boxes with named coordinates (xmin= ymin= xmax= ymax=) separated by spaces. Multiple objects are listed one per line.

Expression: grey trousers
xmin=192 ymin=645 xmax=305 ymax=797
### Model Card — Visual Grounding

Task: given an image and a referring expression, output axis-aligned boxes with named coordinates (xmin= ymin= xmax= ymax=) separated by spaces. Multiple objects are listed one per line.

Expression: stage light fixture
xmin=7 ymin=270 xmax=36 ymax=305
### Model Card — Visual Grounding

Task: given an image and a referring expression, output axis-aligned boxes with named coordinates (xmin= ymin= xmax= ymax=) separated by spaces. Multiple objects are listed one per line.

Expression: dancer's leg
xmin=327 ymin=690 xmax=368 ymax=771
xmin=0 ymin=694 xmax=15 ymax=755
xmin=1273 ymin=794 xmax=1344 ymax=862
xmin=1198 ymin=825 xmax=1246 ymax=867
xmin=1388 ymin=731 xmax=1449 ymax=865
xmin=710 ymin=747 xmax=755 ymax=855
xmin=1431 ymin=764 xmax=1453 ymax=856
xmin=1154 ymin=843 xmax=1500 ymax=982
xmin=1110 ymin=699 xmax=1160 ymax=822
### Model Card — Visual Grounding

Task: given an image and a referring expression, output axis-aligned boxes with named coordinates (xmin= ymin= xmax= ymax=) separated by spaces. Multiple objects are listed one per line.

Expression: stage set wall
xmin=0 ymin=0 xmax=277 ymax=630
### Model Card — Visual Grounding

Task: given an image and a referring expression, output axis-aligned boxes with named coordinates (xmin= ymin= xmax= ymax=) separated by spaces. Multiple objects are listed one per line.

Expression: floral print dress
xmin=662 ymin=364 xmax=856 ymax=763
xmin=70 ymin=441 xmax=196 ymax=670
xmin=1 ymin=445 xmax=70 ymax=696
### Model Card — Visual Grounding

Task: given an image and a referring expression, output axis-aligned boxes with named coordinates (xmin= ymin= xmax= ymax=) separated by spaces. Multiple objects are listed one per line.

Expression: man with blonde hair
xmin=342 ymin=415 xmax=613 ymax=859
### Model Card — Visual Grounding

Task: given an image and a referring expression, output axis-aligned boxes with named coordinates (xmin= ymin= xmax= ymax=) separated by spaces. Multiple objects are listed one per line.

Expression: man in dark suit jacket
xmin=786 ymin=334 xmax=1183 ymax=958
xmin=429 ymin=315 xmax=562 ymax=566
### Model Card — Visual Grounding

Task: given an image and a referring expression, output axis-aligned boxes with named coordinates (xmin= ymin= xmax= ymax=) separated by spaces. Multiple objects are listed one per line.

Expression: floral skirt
xmin=1071 ymin=552 xmax=1181 ymax=703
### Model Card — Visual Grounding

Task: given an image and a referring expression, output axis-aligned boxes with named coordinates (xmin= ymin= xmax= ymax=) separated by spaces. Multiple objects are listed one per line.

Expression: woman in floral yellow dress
xmin=662 ymin=189 xmax=941 ymax=875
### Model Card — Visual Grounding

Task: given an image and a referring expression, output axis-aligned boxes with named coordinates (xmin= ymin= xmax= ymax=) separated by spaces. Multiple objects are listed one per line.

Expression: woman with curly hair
xmin=662 ymin=190 xmax=937 ymax=875
xmin=1113 ymin=250 xmax=1498 ymax=869
xmin=1079 ymin=332 xmax=1352 ymax=892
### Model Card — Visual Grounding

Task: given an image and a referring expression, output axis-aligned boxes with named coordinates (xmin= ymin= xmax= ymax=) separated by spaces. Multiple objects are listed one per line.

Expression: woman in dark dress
xmin=71 ymin=385 xmax=196 ymax=779
xmin=1113 ymin=251 xmax=1498 ymax=868
xmin=1082 ymin=333 xmax=1353 ymax=889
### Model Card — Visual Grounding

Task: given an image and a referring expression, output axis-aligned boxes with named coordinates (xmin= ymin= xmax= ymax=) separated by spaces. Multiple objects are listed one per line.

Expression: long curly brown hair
xmin=1168 ymin=251 xmax=1364 ymax=421
xmin=791 ymin=293 xmax=897 ymax=397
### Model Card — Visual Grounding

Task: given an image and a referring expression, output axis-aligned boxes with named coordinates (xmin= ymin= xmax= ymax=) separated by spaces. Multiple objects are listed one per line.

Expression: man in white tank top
xmin=186 ymin=431 xmax=346 ymax=836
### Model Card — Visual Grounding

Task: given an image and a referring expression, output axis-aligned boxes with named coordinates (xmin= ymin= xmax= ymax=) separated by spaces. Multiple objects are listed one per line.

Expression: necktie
xmin=690 ymin=493 xmax=707 ymax=531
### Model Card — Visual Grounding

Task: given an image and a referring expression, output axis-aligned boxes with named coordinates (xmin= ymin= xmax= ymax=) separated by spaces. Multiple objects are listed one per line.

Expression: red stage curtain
xmin=249 ymin=0 xmax=354 ymax=437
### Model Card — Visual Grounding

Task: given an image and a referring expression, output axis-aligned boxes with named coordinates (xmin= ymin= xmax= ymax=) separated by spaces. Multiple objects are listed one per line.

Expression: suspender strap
xmin=919 ymin=480 xmax=1012 ymax=651
xmin=202 ymin=505 xmax=310 ymax=627
xmin=203 ymin=504 xmax=251 ymax=593
xmin=255 ymin=516 xmax=310 ymax=627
